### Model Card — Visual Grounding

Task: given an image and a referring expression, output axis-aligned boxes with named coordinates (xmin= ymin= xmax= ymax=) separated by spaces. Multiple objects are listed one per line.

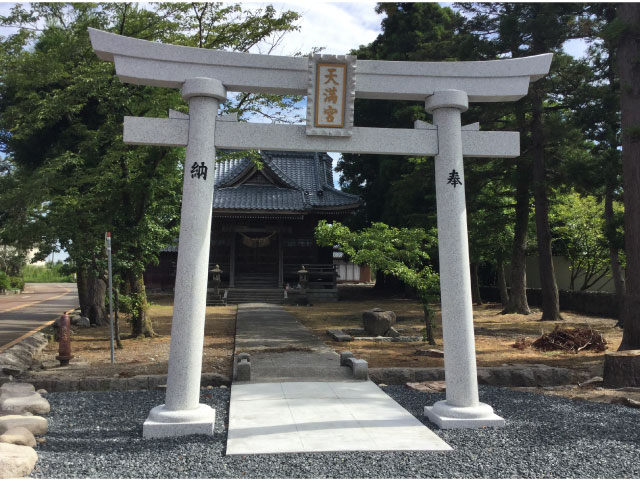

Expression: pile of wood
xmin=531 ymin=325 xmax=607 ymax=353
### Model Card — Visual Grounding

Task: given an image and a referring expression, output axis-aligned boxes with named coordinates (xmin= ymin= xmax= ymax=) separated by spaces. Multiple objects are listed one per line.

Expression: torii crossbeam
xmin=89 ymin=28 xmax=551 ymax=438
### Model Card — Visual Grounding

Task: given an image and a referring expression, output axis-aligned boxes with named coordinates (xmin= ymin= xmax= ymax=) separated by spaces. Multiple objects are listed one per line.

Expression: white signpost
xmin=89 ymin=28 xmax=552 ymax=438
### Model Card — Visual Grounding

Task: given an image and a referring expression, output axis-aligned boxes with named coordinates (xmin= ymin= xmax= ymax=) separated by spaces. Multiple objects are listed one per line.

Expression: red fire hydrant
xmin=56 ymin=313 xmax=74 ymax=367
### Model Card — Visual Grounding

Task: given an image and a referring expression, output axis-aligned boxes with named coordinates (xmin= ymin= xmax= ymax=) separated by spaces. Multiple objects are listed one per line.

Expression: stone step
xmin=228 ymin=296 xmax=284 ymax=301
xmin=206 ymin=300 xmax=226 ymax=306
xmin=226 ymin=289 xmax=285 ymax=304
xmin=227 ymin=288 xmax=284 ymax=304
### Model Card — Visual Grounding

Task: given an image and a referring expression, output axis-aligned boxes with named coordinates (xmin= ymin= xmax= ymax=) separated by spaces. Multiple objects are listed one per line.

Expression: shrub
xmin=0 ymin=272 xmax=8 ymax=292
xmin=9 ymin=276 xmax=25 ymax=291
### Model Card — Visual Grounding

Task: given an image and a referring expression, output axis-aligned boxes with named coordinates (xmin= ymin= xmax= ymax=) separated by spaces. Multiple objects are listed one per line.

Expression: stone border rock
xmin=369 ymin=365 xmax=593 ymax=387
xmin=16 ymin=372 xmax=230 ymax=393
xmin=0 ymin=333 xmax=49 ymax=377
xmin=339 ymin=351 xmax=368 ymax=380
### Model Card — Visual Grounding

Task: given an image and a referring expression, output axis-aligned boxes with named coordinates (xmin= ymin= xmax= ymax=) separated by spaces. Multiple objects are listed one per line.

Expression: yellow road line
xmin=0 ymin=289 xmax=71 ymax=314
xmin=0 ymin=308 xmax=77 ymax=354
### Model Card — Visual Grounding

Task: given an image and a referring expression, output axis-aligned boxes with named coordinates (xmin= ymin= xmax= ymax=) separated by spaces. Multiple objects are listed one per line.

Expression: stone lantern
xmin=297 ymin=265 xmax=309 ymax=295
xmin=209 ymin=264 xmax=222 ymax=296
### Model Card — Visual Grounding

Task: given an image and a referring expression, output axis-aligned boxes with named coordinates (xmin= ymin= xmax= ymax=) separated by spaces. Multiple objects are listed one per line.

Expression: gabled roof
xmin=213 ymin=151 xmax=361 ymax=213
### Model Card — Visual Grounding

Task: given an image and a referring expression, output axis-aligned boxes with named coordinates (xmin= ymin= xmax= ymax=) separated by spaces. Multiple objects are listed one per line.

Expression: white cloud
xmin=244 ymin=2 xmax=383 ymax=56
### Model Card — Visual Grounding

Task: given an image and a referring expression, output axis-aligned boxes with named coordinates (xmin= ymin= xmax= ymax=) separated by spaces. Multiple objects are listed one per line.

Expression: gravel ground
xmin=30 ymin=386 xmax=640 ymax=479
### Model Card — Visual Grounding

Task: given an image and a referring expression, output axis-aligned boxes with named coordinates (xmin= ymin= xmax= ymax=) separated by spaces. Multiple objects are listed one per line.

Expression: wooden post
xmin=278 ymin=231 xmax=284 ymax=287
xmin=229 ymin=231 xmax=236 ymax=288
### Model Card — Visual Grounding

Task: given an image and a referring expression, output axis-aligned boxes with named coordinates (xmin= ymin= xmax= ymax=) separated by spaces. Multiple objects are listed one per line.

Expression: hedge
xmin=479 ymin=286 xmax=619 ymax=318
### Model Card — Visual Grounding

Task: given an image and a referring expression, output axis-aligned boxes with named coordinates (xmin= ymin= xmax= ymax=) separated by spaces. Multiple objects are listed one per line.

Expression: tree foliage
xmin=551 ymin=191 xmax=623 ymax=291
xmin=315 ymin=220 xmax=440 ymax=344
xmin=0 ymin=2 xmax=301 ymax=337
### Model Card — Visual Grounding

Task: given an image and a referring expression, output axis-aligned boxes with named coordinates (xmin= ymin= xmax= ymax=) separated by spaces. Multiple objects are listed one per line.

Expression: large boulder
xmin=0 ymin=393 xmax=50 ymax=415
xmin=71 ymin=316 xmax=90 ymax=328
xmin=362 ymin=308 xmax=396 ymax=336
xmin=0 ymin=383 xmax=35 ymax=397
xmin=0 ymin=415 xmax=48 ymax=436
xmin=0 ymin=427 xmax=36 ymax=447
xmin=0 ymin=442 xmax=38 ymax=478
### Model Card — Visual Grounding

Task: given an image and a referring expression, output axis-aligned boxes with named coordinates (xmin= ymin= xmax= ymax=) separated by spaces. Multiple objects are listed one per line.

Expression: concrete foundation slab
xmin=227 ymin=381 xmax=451 ymax=455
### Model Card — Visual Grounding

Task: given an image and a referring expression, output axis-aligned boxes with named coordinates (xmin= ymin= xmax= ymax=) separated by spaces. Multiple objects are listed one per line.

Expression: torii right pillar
xmin=424 ymin=90 xmax=505 ymax=428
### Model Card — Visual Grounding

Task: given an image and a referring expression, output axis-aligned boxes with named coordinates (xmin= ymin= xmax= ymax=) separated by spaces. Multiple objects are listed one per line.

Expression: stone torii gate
xmin=89 ymin=28 xmax=551 ymax=438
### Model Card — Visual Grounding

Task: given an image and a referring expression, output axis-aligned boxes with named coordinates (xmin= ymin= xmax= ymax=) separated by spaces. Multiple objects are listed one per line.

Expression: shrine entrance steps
xmin=225 ymin=303 xmax=451 ymax=455
xmin=234 ymin=274 xmax=279 ymax=288
xmin=225 ymin=288 xmax=284 ymax=305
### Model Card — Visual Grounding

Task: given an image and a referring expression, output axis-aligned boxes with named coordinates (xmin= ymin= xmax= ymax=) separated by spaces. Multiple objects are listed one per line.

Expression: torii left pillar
xmin=424 ymin=90 xmax=505 ymax=428
xmin=143 ymin=78 xmax=227 ymax=438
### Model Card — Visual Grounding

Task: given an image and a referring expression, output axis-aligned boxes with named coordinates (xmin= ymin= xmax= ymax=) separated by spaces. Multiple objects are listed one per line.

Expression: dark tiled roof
xmin=213 ymin=151 xmax=360 ymax=213
xmin=213 ymin=186 xmax=305 ymax=211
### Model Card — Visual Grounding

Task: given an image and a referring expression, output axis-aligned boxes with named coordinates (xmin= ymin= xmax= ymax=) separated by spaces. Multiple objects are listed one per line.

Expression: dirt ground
xmin=31 ymin=296 xmax=237 ymax=380
xmin=284 ymin=299 xmax=623 ymax=372
xmin=28 ymin=292 xmax=631 ymax=407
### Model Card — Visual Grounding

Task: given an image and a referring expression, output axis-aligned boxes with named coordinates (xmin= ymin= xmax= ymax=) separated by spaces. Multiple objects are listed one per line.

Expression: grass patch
xmin=23 ymin=264 xmax=75 ymax=283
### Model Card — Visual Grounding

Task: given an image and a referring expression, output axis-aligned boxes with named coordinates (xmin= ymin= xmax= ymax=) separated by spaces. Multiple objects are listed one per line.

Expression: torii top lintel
xmin=88 ymin=28 xmax=552 ymax=103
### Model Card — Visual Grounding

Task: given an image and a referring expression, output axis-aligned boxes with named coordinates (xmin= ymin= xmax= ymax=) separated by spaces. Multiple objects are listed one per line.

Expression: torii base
xmin=424 ymin=400 xmax=505 ymax=429
xmin=143 ymin=404 xmax=216 ymax=438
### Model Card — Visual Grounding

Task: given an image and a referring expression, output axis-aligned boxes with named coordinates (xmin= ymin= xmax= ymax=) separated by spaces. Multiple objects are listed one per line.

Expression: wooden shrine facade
xmin=144 ymin=150 xmax=361 ymax=293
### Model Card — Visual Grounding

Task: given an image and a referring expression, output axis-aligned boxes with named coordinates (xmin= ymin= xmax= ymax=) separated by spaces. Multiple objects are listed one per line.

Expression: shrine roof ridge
xmin=88 ymin=28 xmax=552 ymax=102
xmin=212 ymin=151 xmax=360 ymax=213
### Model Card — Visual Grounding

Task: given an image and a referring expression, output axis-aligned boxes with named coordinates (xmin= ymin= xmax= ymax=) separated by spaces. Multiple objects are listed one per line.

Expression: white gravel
xmin=30 ymin=386 xmax=640 ymax=478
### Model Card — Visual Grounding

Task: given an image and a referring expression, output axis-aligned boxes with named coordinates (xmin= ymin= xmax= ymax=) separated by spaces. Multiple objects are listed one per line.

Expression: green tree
xmin=0 ymin=3 xmax=301 ymax=336
xmin=315 ymin=220 xmax=440 ymax=344
xmin=337 ymin=2 xmax=475 ymax=229
xmin=0 ymin=245 xmax=27 ymax=277
xmin=617 ymin=3 xmax=640 ymax=350
xmin=551 ymin=191 xmax=621 ymax=291
xmin=559 ymin=4 xmax=626 ymax=315
xmin=459 ymin=3 xmax=594 ymax=321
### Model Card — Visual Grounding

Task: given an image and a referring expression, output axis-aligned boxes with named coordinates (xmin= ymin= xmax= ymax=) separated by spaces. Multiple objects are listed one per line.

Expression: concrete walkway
xmin=233 ymin=303 xmax=352 ymax=382
xmin=226 ymin=303 xmax=450 ymax=455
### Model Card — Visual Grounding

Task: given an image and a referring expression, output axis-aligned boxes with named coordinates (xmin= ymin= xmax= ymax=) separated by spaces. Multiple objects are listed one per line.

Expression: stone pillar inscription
xmin=143 ymin=77 xmax=227 ymax=438
xmin=424 ymin=90 xmax=505 ymax=428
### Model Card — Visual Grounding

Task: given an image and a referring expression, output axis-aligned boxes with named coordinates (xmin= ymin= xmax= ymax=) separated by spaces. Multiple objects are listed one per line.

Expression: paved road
xmin=0 ymin=283 xmax=78 ymax=352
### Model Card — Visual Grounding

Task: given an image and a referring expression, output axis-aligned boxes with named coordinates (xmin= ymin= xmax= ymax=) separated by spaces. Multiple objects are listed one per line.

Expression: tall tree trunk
xmin=605 ymin=184 xmax=626 ymax=323
xmin=470 ymin=262 xmax=483 ymax=305
xmin=497 ymin=258 xmax=509 ymax=309
xmin=531 ymin=84 xmax=562 ymax=321
xmin=503 ymin=136 xmax=531 ymax=315
xmin=76 ymin=265 xmax=89 ymax=318
xmin=129 ymin=271 xmax=156 ymax=338
xmin=86 ymin=269 xmax=107 ymax=326
xmin=602 ymin=12 xmax=625 ymax=327
xmin=78 ymin=261 xmax=107 ymax=326
xmin=618 ymin=3 xmax=640 ymax=350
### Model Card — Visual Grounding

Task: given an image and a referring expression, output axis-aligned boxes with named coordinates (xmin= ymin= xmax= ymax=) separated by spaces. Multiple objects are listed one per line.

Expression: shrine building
xmin=144 ymin=150 xmax=364 ymax=302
